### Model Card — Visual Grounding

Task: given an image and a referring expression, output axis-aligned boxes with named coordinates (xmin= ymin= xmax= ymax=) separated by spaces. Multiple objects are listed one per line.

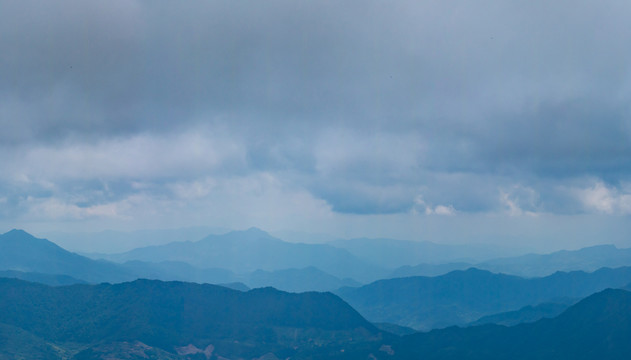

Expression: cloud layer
xmin=1 ymin=1 xmax=631 ymax=248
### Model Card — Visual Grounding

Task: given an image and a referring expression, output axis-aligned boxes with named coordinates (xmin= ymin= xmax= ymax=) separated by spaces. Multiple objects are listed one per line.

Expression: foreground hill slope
xmin=337 ymin=267 xmax=631 ymax=330
xmin=0 ymin=277 xmax=382 ymax=359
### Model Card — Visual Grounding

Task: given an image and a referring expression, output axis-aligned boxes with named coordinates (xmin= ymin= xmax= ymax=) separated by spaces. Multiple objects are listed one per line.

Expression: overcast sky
xmin=2 ymin=0 xmax=631 ymax=251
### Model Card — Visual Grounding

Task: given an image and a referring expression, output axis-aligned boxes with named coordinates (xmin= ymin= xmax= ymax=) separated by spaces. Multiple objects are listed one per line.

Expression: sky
xmin=1 ymin=0 xmax=631 ymax=252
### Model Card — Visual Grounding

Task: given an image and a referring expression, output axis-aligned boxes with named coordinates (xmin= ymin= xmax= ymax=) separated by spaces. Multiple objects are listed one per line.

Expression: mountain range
xmin=389 ymin=288 xmax=631 ymax=360
xmin=1 ymin=276 xmax=630 ymax=359
xmin=0 ymin=277 xmax=384 ymax=359
xmin=0 ymin=229 xmax=364 ymax=292
xmin=477 ymin=244 xmax=631 ymax=277
xmin=390 ymin=244 xmax=631 ymax=278
xmin=2 ymin=227 xmax=631 ymax=358
xmin=40 ymin=226 xmax=230 ymax=254
xmin=93 ymin=227 xmax=386 ymax=283
xmin=336 ymin=266 xmax=631 ymax=330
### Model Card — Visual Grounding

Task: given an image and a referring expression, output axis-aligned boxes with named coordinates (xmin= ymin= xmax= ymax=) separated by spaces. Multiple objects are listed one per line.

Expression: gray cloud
xmin=1 ymin=0 xmax=631 ymax=240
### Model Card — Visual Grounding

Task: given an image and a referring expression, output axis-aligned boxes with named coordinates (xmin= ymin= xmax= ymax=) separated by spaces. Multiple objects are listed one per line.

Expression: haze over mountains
xmin=2 ymin=227 xmax=631 ymax=358
xmin=93 ymin=227 xmax=386 ymax=283
xmin=83 ymin=226 xmax=631 ymax=281
xmin=391 ymin=244 xmax=631 ymax=278
xmin=0 ymin=229 xmax=366 ymax=292
xmin=329 ymin=237 xmax=522 ymax=268
xmin=4 ymin=227 xmax=631 ymax=296
xmin=42 ymin=227 xmax=230 ymax=254
xmin=477 ymin=245 xmax=631 ymax=277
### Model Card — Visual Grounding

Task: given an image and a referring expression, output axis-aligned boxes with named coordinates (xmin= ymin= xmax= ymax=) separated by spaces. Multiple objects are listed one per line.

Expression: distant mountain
xmin=97 ymin=228 xmax=385 ymax=282
xmin=120 ymin=260 xmax=238 ymax=284
xmin=0 ymin=229 xmax=364 ymax=292
xmin=389 ymin=244 xmax=631 ymax=279
xmin=121 ymin=261 xmax=361 ymax=292
xmin=467 ymin=301 xmax=572 ymax=327
xmin=246 ymin=267 xmax=361 ymax=292
xmin=0 ymin=270 xmax=86 ymax=286
xmin=41 ymin=226 xmax=229 ymax=254
xmin=336 ymin=267 xmax=631 ymax=330
xmin=390 ymin=262 xmax=473 ymax=278
xmin=0 ymin=229 xmax=136 ymax=283
xmin=390 ymin=288 xmax=631 ymax=360
xmin=478 ymin=244 xmax=631 ymax=277
xmin=0 ymin=278 xmax=382 ymax=359
xmin=217 ymin=281 xmax=250 ymax=291
xmin=330 ymin=238 xmax=519 ymax=269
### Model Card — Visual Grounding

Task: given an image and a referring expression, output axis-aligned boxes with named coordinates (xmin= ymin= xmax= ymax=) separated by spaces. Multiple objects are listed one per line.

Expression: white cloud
xmin=499 ymin=185 xmax=539 ymax=216
xmin=576 ymin=181 xmax=631 ymax=215
xmin=2 ymin=128 xmax=246 ymax=182
xmin=25 ymin=197 xmax=126 ymax=220
xmin=10 ymin=171 xmax=335 ymax=233
xmin=414 ymin=195 xmax=456 ymax=216
xmin=432 ymin=205 xmax=456 ymax=216
xmin=169 ymin=177 xmax=217 ymax=200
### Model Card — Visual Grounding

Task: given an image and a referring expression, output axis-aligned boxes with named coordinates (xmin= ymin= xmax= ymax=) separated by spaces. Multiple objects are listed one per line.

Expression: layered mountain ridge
xmin=337 ymin=266 xmax=631 ymax=330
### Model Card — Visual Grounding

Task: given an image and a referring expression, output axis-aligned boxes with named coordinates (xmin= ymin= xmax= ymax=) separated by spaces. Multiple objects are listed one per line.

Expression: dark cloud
xmin=2 ymin=0 xmax=631 ymax=224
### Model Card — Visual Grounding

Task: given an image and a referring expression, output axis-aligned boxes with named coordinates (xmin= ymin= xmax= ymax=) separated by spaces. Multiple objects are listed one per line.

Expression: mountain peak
xmin=3 ymin=229 xmax=33 ymax=237
xmin=226 ymin=227 xmax=279 ymax=242
xmin=577 ymin=244 xmax=619 ymax=252
xmin=244 ymin=227 xmax=268 ymax=235
xmin=1 ymin=229 xmax=38 ymax=242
